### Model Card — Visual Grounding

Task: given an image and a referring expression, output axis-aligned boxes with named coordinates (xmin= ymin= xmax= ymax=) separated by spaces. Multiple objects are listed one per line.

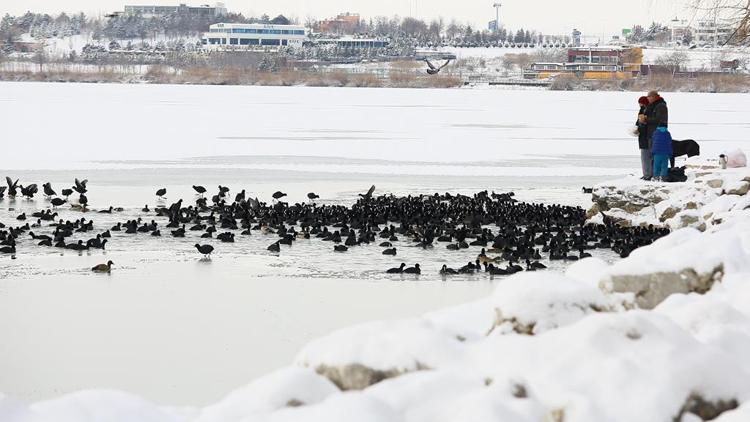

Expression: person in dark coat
xmin=639 ymin=90 xmax=668 ymax=141
xmin=636 ymin=96 xmax=651 ymax=180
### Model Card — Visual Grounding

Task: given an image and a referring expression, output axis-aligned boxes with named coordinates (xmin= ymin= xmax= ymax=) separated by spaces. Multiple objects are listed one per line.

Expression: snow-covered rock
xmin=465 ymin=311 xmax=750 ymax=421
xmin=294 ymin=319 xmax=465 ymax=390
xmin=588 ymin=158 xmax=750 ymax=231
xmin=599 ymin=225 xmax=750 ymax=309
xmin=490 ymin=272 xmax=610 ymax=335
xmin=713 ymin=401 xmax=750 ymax=421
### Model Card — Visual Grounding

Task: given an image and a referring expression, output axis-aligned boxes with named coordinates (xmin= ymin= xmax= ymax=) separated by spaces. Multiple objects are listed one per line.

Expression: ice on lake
xmin=1 ymin=82 xmax=749 ymax=405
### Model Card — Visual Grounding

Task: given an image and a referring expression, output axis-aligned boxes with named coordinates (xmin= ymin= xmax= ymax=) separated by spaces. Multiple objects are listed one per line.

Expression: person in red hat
xmin=636 ymin=96 xmax=652 ymax=180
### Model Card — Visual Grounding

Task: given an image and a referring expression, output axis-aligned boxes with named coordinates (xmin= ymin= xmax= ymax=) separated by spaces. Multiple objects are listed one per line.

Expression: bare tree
xmin=656 ymin=51 xmax=689 ymax=76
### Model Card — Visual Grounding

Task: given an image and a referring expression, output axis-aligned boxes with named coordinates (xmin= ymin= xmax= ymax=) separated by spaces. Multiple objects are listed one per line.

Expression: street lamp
xmin=493 ymin=3 xmax=502 ymax=33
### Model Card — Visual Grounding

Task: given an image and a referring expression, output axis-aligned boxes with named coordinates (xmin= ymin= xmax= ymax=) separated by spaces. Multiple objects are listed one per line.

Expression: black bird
xmin=195 ymin=244 xmax=214 ymax=258
xmin=91 ymin=261 xmax=114 ymax=273
xmin=0 ymin=186 xmax=6 ymax=198
xmin=73 ymin=178 xmax=88 ymax=194
xmin=358 ymin=185 xmax=376 ymax=200
xmin=0 ymin=245 xmax=16 ymax=254
xmin=386 ymin=263 xmax=406 ymax=274
xmin=582 ymin=187 xmax=593 ymax=194
xmin=382 ymin=248 xmax=397 ymax=255
xmin=404 ymin=264 xmax=421 ymax=275
xmin=272 ymin=191 xmax=287 ymax=200
xmin=43 ymin=183 xmax=56 ymax=198
xmin=142 ymin=205 xmax=150 ymax=212
xmin=61 ymin=188 xmax=73 ymax=198
xmin=334 ymin=245 xmax=348 ymax=252
xmin=232 ymin=190 xmax=245 ymax=203
xmin=51 ymin=197 xmax=66 ymax=208
xmin=267 ymin=241 xmax=281 ymax=253
xmin=440 ymin=264 xmax=458 ymax=275
xmin=307 ymin=192 xmax=320 ymax=201
xmin=424 ymin=59 xmax=451 ymax=75
xmin=79 ymin=193 xmax=88 ymax=209
xmin=20 ymin=184 xmax=38 ymax=199
xmin=193 ymin=185 xmax=206 ymax=196
xmin=156 ymin=188 xmax=167 ymax=199
xmin=6 ymin=177 xmax=19 ymax=197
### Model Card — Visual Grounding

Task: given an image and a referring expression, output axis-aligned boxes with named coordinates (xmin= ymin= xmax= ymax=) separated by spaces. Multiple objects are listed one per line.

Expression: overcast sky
xmin=2 ymin=0 xmax=699 ymax=36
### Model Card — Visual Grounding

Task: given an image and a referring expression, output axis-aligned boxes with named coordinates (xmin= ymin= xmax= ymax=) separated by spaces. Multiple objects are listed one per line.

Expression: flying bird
xmin=156 ymin=188 xmax=167 ymax=199
xmin=424 ymin=59 xmax=451 ymax=75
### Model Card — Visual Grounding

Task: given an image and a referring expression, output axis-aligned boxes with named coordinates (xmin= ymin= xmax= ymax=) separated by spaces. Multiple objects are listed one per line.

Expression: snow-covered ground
xmin=1 ymin=83 xmax=750 ymax=416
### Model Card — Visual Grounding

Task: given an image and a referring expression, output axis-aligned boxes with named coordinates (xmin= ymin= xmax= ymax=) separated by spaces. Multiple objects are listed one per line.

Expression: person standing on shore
xmin=638 ymin=91 xmax=668 ymax=181
xmin=636 ymin=96 xmax=651 ymax=180
xmin=651 ymin=126 xmax=673 ymax=182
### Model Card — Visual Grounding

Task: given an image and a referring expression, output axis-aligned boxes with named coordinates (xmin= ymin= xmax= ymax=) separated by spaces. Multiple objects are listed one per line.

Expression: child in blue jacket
xmin=651 ymin=126 xmax=672 ymax=182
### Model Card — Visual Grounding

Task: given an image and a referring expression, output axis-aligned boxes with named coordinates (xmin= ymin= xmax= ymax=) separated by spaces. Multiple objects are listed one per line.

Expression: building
xmin=314 ymin=13 xmax=360 ymax=35
xmin=669 ymin=18 xmax=692 ymax=44
xmin=572 ymin=29 xmax=582 ymax=47
xmin=694 ymin=19 xmax=734 ymax=46
xmin=123 ymin=3 xmax=227 ymax=18
xmin=201 ymin=23 xmax=306 ymax=50
xmin=525 ymin=46 xmax=643 ymax=80
xmin=308 ymin=37 xmax=389 ymax=49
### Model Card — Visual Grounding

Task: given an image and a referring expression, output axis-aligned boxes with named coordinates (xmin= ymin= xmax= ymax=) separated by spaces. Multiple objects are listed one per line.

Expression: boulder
xmin=295 ymin=319 xmax=463 ymax=390
xmin=726 ymin=181 xmax=750 ymax=196
xmin=601 ymin=265 xmax=724 ymax=309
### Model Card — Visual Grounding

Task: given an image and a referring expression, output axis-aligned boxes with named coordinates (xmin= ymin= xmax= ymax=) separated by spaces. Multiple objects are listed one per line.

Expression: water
xmin=2 ymin=82 xmax=747 ymax=406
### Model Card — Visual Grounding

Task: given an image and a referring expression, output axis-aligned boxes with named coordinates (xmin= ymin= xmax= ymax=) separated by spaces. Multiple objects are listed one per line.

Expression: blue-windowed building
xmin=201 ymin=23 xmax=307 ymax=50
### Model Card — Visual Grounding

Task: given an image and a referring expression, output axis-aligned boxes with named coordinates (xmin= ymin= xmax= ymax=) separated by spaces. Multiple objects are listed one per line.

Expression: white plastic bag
xmin=726 ymin=149 xmax=747 ymax=168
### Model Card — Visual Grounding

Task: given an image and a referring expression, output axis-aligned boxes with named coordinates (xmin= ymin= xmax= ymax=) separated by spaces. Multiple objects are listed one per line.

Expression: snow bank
xmin=195 ymin=367 xmax=339 ymax=422
xmin=28 ymin=390 xmax=179 ymax=422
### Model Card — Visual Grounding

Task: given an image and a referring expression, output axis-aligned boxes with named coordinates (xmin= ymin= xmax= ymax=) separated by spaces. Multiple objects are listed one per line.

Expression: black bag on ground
xmin=667 ymin=166 xmax=687 ymax=183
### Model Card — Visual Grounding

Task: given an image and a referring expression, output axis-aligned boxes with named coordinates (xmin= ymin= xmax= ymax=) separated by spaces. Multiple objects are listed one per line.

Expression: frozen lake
xmin=1 ymin=82 xmax=749 ymax=406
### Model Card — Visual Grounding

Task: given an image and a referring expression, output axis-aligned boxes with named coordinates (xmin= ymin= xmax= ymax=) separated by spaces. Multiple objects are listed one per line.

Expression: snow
xmin=294 ymin=319 xmax=465 ymax=373
xmin=28 ymin=390 xmax=180 ymax=422
xmin=491 ymin=272 xmax=609 ymax=334
xmin=194 ymin=367 xmax=338 ymax=422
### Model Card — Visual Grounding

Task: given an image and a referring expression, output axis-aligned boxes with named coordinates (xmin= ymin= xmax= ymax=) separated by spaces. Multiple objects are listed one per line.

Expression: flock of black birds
xmin=0 ymin=176 xmax=671 ymax=276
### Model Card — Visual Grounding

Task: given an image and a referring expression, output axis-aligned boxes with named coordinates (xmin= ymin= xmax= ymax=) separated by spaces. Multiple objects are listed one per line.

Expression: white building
xmin=669 ymin=18 xmax=691 ymax=44
xmin=201 ymin=23 xmax=306 ymax=50
xmin=694 ymin=19 xmax=734 ymax=46
xmin=312 ymin=37 xmax=389 ymax=49
xmin=124 ymin=3 xmax=227 ymax=18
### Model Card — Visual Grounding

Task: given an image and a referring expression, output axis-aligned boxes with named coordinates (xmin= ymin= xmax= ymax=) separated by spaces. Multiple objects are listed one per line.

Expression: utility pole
xmin=493 ymin=3 xmax=502 ymax=33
